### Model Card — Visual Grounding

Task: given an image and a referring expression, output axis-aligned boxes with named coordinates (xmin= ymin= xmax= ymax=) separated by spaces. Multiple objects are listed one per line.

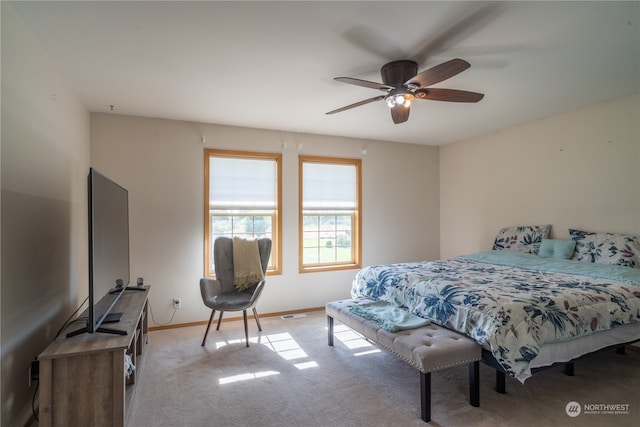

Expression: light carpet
xmin=127 ymin=310 xmax=640 ymax=427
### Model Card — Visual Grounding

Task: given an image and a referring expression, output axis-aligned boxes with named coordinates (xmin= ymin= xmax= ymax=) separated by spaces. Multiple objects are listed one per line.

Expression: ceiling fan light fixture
xmin=400 ymin=93 xmax=414 ymax=107
xmin=385 ymin=97 xmax=396 ymax=108
xmin=385 ymin=92 xmax=414 ymax=108
xmin=328 ymin=58 xmax=483 ymax=123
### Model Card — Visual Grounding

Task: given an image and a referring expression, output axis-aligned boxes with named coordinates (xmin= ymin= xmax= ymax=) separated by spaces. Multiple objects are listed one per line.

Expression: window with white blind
xmin=299 ymin=156 xmax=361 ymax=272
xmin=204 ymin=149 xmax=281 ymax=277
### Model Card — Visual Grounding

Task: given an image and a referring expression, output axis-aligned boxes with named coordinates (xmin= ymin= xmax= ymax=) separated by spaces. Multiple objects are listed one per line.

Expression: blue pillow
xmin=538 ymin=239 xmax=576 ymax=259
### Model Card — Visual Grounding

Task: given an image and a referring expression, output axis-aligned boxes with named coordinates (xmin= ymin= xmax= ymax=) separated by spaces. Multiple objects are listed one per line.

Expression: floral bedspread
xmin=351 ymin=251 xmax=640 ymax=382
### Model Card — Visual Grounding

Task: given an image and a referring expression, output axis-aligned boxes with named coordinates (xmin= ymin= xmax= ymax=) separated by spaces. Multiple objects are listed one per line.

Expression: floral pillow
xmin=569 ymin=228 xmax=640 ymax=268
xmin=492 ymin=225 xmax=551 ymax=254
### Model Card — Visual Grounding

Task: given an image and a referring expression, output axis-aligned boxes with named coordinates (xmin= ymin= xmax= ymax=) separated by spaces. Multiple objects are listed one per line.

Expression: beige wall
xmin=1 ymin=4 xmax=90 ymax=426
xmin=90 ymin=114 xmax=440 ymax=326
xmin=440 ymin=94 xmax=640 ymax=259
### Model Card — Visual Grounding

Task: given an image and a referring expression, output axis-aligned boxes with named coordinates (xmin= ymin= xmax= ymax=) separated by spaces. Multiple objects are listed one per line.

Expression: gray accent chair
xmin=200 ymin=237 xmax=272 ymax=347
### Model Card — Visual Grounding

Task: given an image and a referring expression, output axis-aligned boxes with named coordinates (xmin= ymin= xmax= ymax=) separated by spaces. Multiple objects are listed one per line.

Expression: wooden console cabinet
xmin=38 ymin=286 xmax=149 ymax=427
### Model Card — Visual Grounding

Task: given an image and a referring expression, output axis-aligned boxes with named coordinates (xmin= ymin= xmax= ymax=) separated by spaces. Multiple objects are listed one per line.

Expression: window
xmin=205 ymin=149 xmax=281 ymax=277
xmin=299 ymin=156 xmax=361 ymax=272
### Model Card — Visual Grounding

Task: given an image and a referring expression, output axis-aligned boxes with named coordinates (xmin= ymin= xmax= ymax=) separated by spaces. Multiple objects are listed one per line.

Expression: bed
xmin=351 ymin=226 xmax=640 ymax=383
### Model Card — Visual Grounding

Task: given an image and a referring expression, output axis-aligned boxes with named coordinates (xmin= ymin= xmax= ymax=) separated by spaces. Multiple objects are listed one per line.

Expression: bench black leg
xmin=564 ymin=362 xmax=575 ymax=376
xmin=420 ymin=371 xmax=431 ymax=422
xmin=469 ymin=361 xmax=480 ymax=407
xmin=496 ymin=370 xmax=506 ymax=394
xmin=327 ymin=315 xmax=334 ymax=347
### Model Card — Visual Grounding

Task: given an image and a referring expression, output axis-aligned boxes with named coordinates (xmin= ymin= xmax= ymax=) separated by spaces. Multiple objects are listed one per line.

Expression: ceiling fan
xmin=326 ymin=58 xmax=484 ymax=124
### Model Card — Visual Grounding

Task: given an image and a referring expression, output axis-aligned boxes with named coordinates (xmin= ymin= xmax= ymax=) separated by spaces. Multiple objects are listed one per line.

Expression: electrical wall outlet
xmin=173 ymin=298 xmax=182 ymax=309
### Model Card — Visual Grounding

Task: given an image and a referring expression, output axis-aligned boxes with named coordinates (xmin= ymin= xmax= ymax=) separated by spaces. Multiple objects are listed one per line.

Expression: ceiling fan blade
xmin=334 ymin=77 xmax=393 ymax=91
xmin=326 ymin=95 xmax=385 ymax=115
xmin=416 ymin=88 xmax=484 ymax=103
xmin=390 ymin=105 xmax=410 ymax=124
xmin=405 ymin=58 xmax=470 ymax=88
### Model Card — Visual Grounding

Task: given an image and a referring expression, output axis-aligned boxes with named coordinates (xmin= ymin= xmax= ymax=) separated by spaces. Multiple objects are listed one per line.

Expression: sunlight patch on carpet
xmin=294 ymin=361 xmax=319 ymax=370
xmin=333 ymin=324 xmax=376 ymax=351
xmin=219 ymin=370 xmax=280 ymax=385
xmin=263 ymin=332 xmax=319 ymax=368
xmin=214 ymin=338 xmax=257 ymax=349
xmin=354 ymin=349 xmax=382 ymax=356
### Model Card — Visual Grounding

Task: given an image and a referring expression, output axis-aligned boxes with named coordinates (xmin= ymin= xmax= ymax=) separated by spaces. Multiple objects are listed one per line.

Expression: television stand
xmin=94 ymin=326 xmax=127 ymax=335
xmin=64 ymin=312 xmax=127 ymax=337
xmin=102 ymin=311 xmax=124 ymax=323
xmin=38 ymin=286 xmax=150 ymax=427
xmin=96 ymin=310 xmax=128 ymax=336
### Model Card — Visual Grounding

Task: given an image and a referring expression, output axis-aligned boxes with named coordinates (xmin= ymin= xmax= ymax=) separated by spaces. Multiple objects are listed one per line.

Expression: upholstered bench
xmin=326 ymin=298 xmax=481 ymax=422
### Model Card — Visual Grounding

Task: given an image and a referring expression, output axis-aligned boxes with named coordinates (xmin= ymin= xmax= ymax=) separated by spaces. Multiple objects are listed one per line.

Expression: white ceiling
xmin=11 ymin=1 xmax=640 ymax=146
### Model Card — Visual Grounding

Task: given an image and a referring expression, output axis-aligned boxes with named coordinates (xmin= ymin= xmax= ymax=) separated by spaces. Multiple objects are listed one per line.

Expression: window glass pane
xmin=320 ymin=215 xmax=335 ymax=229
xmin=303 ymin=215 xmax=319 ymax=231
xmin=303 ymin=247 xmax=319 ymax=264
xmin=302 ymin=230 xmax=319 ymax=247
xmin=319 ymin=245 xmax=335 ymax=263
xmin=211 ymin=216 xmax=231 ymax=235
xmin=234 ymin=216 xmax=253 ymax=234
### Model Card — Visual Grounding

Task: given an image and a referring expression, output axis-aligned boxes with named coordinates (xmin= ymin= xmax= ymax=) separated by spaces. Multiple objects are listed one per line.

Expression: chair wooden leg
xmin=253 ymin=307 xmax=262 ymax=331
xmin=216 ymin=311 xmax=224 ymax=330
xmin=202 ymin=310 xmax=216 ymax=346
xmin=243 ymin=310 xmax=249 ymax=347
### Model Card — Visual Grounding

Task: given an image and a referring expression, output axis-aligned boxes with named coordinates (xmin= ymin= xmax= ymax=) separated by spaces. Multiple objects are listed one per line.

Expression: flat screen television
xmin=68 ymin=168 xmax=130 ymax=337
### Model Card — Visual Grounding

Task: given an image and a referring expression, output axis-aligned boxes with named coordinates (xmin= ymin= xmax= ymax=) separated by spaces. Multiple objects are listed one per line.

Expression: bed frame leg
xmin=564 ymin=362 xmax=575 ymax=376
xmin=469 ymin=361 xmax=480 ymax=407
xmin=496 ymin=370 xmax=506 ymax=394
xmin=420 ymin=371 xmax=431 ymax=422
xmin=327 ymin=316 xmax=334 ymax=347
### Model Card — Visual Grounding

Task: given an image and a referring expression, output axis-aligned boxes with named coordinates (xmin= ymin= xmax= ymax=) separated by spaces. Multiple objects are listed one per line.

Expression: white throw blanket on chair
xmin=232 ymin=237 xmax=265 ymax=291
